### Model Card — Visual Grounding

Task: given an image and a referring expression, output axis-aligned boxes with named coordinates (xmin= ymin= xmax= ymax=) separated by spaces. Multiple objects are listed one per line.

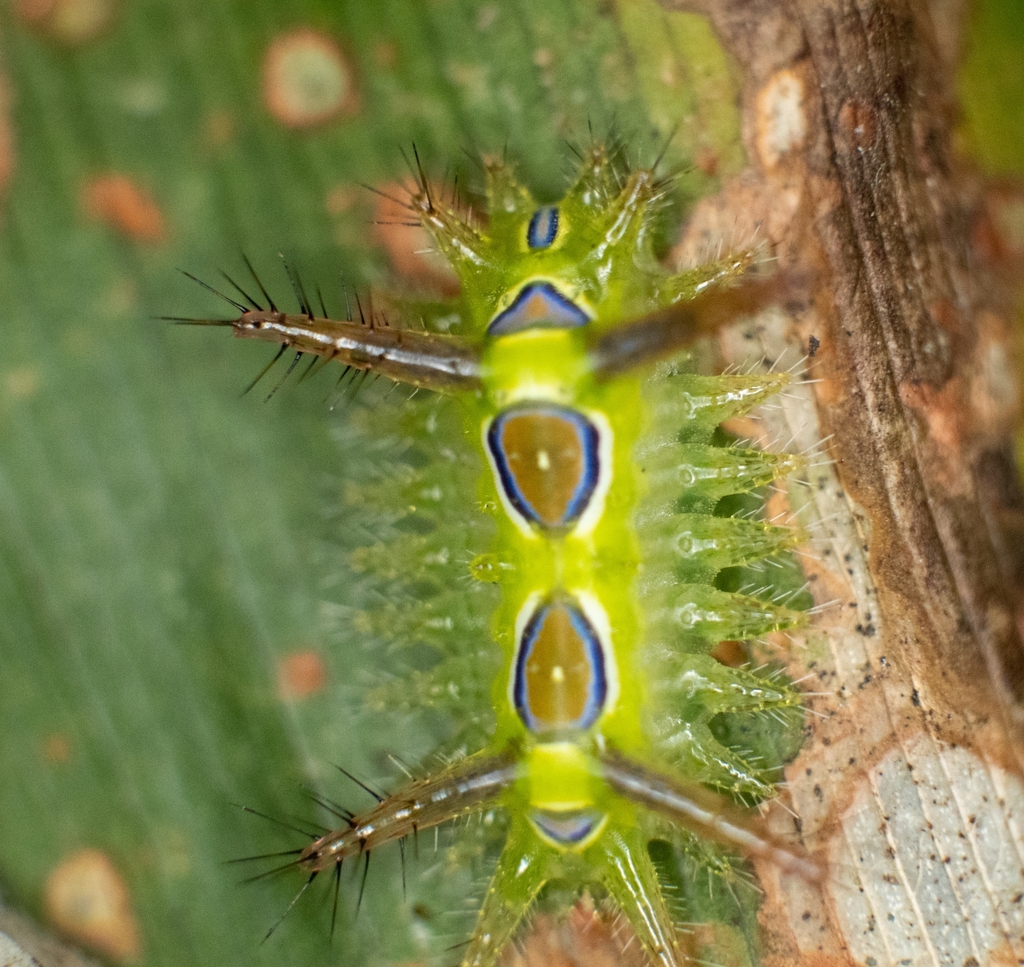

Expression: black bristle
xmin=335 ymin=765 xmax=385 ymax=803
xmin=232 ymin=803 xmax=320 ymax=840
xmin=262 ymin=871 xmax=318 ymax=943
xmin=331 ymin=861 xmax=343 ymax=939
xmin=356 ymin=851 xmax=371 ymax=914
xmin=219 ymin=269 xmax=263 ymax=311
xmin=179 ymin=270 xmax=248 ymax=313
xmin=242 ymin=344 xmax=288 ymax=397
xmin=243 ymin=254 xmax=278 ymax=312
xmin=278 ymin=254 xmax=313 ymax=317
xmin=265 ymin=350 xmax=303 ymax=402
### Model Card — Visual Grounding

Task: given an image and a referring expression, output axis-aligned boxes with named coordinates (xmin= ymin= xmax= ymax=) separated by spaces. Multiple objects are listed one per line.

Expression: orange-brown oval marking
xmin=45 ymin=849 xmax=141 ymax=961
xmin=487 ymin=405 xmax=600 ymax=530
xmin=513 ymin=598 xmax=607 ymax=733
xmin=262 ymin=29 xmax=357 ymax=129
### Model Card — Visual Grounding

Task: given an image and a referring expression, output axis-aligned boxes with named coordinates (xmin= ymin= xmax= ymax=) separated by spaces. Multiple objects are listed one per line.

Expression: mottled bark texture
xmin=793 ymin=0 xmax=1024 ymax=739
xmin=668 ymin=1 xmax=1024 ymax=965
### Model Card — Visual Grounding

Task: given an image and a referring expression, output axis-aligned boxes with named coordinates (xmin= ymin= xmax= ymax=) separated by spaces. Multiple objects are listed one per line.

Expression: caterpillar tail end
xmin=460 ymin=819 xmax=685 ymax=967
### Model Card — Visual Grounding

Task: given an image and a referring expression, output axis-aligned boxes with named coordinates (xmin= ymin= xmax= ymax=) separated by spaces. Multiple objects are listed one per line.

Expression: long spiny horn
xmin=600 ymin=749 xmax=821 ymax=882
xmin=298 ymin=751 xmax=519 ymax=874
xmin=171 ymin=266 xmax=483 ymax=393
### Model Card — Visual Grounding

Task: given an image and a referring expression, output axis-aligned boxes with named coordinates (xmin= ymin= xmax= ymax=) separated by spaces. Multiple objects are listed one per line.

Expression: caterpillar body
xmin=180 ymin=144 xmax=818 ymax=966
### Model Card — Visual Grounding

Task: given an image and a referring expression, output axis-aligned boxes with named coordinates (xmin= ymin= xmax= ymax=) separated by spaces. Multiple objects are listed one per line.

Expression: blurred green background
xmin=0 ymin=0 xmax=1019 ymax=965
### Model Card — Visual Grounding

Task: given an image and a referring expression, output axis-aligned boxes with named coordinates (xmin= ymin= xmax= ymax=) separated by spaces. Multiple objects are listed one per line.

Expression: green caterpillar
xmin=181 ymin=143 xmax=817 ymax=966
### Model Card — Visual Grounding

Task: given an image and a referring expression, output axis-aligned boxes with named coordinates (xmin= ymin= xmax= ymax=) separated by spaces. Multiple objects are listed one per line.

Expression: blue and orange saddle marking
xmin=486 ymin=281 xmax=589 ymax=335
xmin=529 ymin=807 xmax=606 ymax=847
xmin=486 ymin=404 xmax=601 ymax=530
xmin=512 ymin=596 xmax=607 ymax=734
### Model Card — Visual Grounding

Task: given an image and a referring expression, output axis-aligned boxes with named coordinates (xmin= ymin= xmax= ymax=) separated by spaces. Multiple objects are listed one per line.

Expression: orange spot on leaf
xmin=42 ymin=732 xmax=71 ymax=763
xmin=325 ymin=184 xmax=359 ymax=217
xmin=262 ymin=29 xmax=358 ymax=129
xmin=46 ymin=849 xmax=141 ymax=961
xmin=14 ymin=0 xmax=119 ymax=46
xmin=0 ymin=75 xmax=13 ymax=204
xmin=371 ymin=180 xmax=460 ymax=296
xmin=693 ymin=144 xmax=720 ymax=178
xmin=278 ymin=650 xmax=327 ymax=700
xmin=81 ymin=174 xmax=165 ymax=244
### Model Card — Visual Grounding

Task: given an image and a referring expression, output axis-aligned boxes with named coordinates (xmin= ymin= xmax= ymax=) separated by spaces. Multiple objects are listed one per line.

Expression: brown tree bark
xmin=685 ymin=1 xmax=1024 ymax=965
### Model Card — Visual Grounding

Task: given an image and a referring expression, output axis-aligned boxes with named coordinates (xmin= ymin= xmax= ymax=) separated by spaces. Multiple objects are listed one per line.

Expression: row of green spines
xmin=635 ymin=369 xmax=805 ymax=803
